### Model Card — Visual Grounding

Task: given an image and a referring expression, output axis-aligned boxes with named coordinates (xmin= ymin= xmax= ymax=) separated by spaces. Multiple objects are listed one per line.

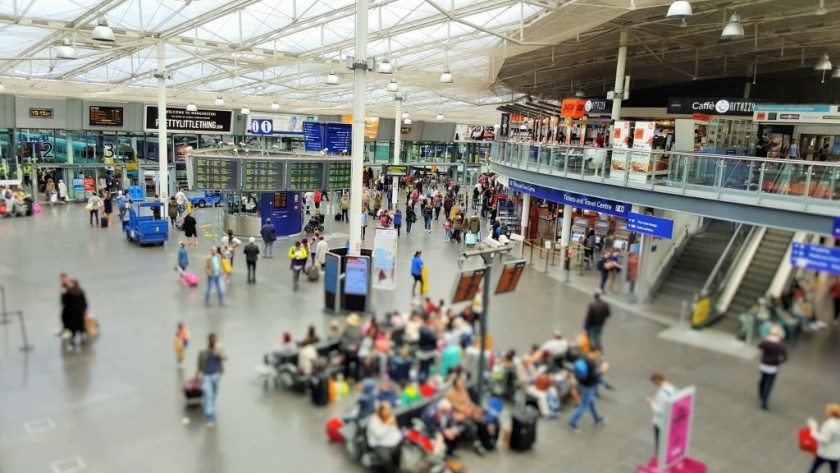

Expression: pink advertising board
xmin=661 ymin=386 xmax=696 ymax=469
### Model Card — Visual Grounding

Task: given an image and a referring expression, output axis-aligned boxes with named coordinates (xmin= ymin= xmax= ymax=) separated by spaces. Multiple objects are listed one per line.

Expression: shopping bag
xmin=85 ymin=313 xmax=99 ymax=337
xmin=85 ymin=202 xmax=94 ymax=211
xmin=799 ymin=427 xmax=818 ymax=454
xmin=221 ymin=258 xmax=233 ymax=274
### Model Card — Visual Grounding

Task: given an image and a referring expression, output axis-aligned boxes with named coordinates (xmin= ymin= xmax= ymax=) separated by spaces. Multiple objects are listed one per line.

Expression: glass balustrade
xmin=489 ymin=141 xmax=840 ymax=207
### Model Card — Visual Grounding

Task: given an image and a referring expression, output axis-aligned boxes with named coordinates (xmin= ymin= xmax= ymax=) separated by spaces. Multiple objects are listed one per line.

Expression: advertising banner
xmin=499 ymin=113 xmax=511 ymax=138
xmin=660 ymin=387 xmax=696 ymax=469
xmin=246 ymin=113 xmax=310 ymax=135
xmin=667 ymin=97 xmax=756 ymax=116
xmin=144 ymin=106 xmax=233 ymax=134
xmin=345 ymin=256 xmax=370 ymax=296
xmin=629 ymin=121 xmax=656 ymax=184
xmin=609 ymin=120 xmax=631 ymax=182
xmin=753 ymin=104 xmax=840 ymax=124
xmin=341 ymin=115 xmax=380 ymax=140
xmin=372 ymin=228 xmax=398 ymax=290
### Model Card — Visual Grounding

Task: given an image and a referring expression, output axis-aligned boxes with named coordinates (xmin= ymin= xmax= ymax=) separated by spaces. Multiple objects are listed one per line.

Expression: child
xmin=174 ymin=322 xmax=191 ymax=366
xmin=221 ymin=245 xmax=233 ymax=283
xmin=176 ymin=241 xmax=189 ymax=273
xmin=443 ymin=218 xmax=452 ymax=243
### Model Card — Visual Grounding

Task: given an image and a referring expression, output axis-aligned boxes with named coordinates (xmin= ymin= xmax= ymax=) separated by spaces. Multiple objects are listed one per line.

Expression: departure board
xmin=89 ymin=106 xmax=124 ymax=126
xmin=194 ymin=158 xmax=239 ymax=190
xmin=243 ymin=160 xmax=285 ymax=191
xmin=288 ymin=161 xmax=325 ymax=191
xmin=327 ymin=162 xmax=352 ymax=189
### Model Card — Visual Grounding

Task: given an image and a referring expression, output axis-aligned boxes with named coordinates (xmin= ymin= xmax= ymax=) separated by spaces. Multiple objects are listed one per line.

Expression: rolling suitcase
xmin=182 ymin=272 xmax=199 ymax=287
xmin=183 ymin=377 xmax=203 ymax=406
xmin=100 ymin=216 xmax=109 ymax=228
xmin=465 ymin=231 xmax=477 ymax=248
xmin=310 ymin=373 xmax=329 ymax=406
xmin=510 ymin=407 xmax=538 ymax=451
xmin=307 ymin=266 xmax=320 ymax=282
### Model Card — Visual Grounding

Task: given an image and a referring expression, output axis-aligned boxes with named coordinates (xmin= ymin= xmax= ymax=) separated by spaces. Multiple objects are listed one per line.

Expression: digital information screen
xmin=288 ymin=161 xmax=325 ymax=191
xmin=495 ymin=261 xmax=525 ymax=295
xmin=326 ymin=162 xmax=351 ymax=189
xmin=345 ymin=256 xmax=369 ymax=296
xmin=273 ymin=192 xmax=287 ymax=208
xmin=243 ymin=160 xmax=285 ymax=191
xmin=194 ymin=158 xmax=239 ymax=190
xmin=89 ymin=106 xmax=124 ymax=127
xmin=450 ymin=268 xmax=486 ymax=304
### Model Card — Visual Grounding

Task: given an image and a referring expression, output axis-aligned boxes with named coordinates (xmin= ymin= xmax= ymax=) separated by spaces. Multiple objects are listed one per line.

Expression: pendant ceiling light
xmin=439 ymin=67 xmax=453 ymax=84
xmin=378 ymin=58 xmax=393 ymax=74
xmin=666 ymin=0 xmax=692 ymax=19
xmin=92 ymin=17 xmax=115 ymax=42
xmin=326 ymin=70 xmax=339 ymax=85
xmin=574 ymin=89 xmax=585 ymax=98
xmin=721 ymin=13 xmax=744 ymax=39
xmin=240 ymin=105 xmax=251 ymax=115
xmin=832 ymin=68 xmax=840 ymax=79
xmin=401 ymin=112 xmax=410 ymax=120
xmin=386 ymin=78 xmax=399 ymax=93
xmin=403 ymin=117 xmax=412 ymax=125
xmin=271 ymin=100 xmax=280 ymax=111
xmin=56 ymin=38 xmax=78 ymax=60
xmin=436 ymin=112 xmax=444 ymax=121
xmin=186 ymin=103 xmax=198 ymax=112
xmin=214 ymin=94 xmax=225 ymax=106
xmin=814 ymin=53 xmax=832 ymax=71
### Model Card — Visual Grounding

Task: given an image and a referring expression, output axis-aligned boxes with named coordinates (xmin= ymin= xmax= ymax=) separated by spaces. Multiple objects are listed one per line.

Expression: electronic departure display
xmin=288 ymin=161 xmax=325 ymax=191
xmin=89 ymin=106 xmax=124 ymax=126
xmin=327 ymin=162 xmax=351 ymax=189
xmin=243 ymin=160 xmax=285 ymax=191
xmin=194 ymin=158 xmax=239 ymax=190
xmin=451 ymin=269 xmax=486 ymax=304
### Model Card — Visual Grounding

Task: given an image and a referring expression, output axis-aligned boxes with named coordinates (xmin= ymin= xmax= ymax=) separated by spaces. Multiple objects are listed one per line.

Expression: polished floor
xmin=0 ymin=204 xmax=838 ymax=473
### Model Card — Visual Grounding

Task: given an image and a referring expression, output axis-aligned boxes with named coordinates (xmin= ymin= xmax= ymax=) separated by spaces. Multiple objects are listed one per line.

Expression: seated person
xmin=770 ymin=297 xmax=800 ymax=337
xmin=297 ymin=325 xmax=321 ymax=375
xmin=354 ymin=378 xmax=378 ymax=421
xmin=404 ymin=312 xmax=422 ymax=346
xmin=445 ymin=374 xmax=486 ymax=454
xmin=389 ymin=344 xmax=412 ymax=384
xmin=377 ymin=382 xmax=399 ymax=408
xmin=422 ymin=399 xmax=460 ymax=456
xmin=791 ymin=295 xmax=825 ymax=331
xmin=540 ymin=330 xmax=569 ymax=365
xmin=516 ymin=357 xmax=559 ymax=419
xmin=268 ymin=331 xmax=298 ymax=366
xmin=366 ymin=402 xmax=403 ymax=473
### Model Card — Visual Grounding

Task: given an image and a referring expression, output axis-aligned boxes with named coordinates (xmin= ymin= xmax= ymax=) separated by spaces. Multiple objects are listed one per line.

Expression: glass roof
xmin=0 ymin=0 xmax=553 ymax=121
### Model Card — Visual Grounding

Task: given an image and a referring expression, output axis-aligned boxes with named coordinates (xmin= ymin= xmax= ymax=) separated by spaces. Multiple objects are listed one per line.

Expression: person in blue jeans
xmin=393 ymin=209 xmax=403 ymax=237
xmin=569 ymin=349 xmax=607 ymax=431
xmin=197 ymin=333 xmax=226 ymax=428
xmin=204 ymin=247 xmax=224 ymax=305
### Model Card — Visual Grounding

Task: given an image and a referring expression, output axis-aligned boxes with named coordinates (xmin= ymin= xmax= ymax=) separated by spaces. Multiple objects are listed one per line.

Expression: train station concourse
xmin=1 ymin=1 xmax=840 ymax=473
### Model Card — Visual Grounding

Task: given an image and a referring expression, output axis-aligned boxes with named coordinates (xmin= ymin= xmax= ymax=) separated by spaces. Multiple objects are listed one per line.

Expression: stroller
xmin=304 ymin=214 xmax=325 ymax=234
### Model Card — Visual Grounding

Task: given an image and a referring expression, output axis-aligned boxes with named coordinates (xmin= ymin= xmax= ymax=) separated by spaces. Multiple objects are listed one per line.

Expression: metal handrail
xmin=700 ymin=223 xmax=746 ymax=296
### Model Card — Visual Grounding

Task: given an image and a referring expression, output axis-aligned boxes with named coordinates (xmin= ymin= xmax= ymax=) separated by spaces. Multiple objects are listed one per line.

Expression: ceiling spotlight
xmin=815 ymin=53 xmax=832 ymax=71
xmin=326 ymin=70 xmax=339 ymax=85
xmin=816 ymin=0 xmax=827 ymax=15
xmin=436 ymin=112 xmax=444 ymax=121
xmin=832 ymin=68 xmax=840 ymax=79
xmin=403 ymin=117 xmax=412 ymax=125
xmin=574 ymin=89 xmax=585 ymax=98
xmin=378 ymin=58 xmax=393 ymax=74
xmin=666 ymin=0 xmax=692 ymax=19
xmin=56 ymin=38 xmax=78 ymax=60
xmin=240 ymin=105 xmax=251 ymax=115
xmin=186 ymin=103 xmax=198 ymax=112
xmin=386 ymin=78 xmax=399 ymax=93
xmin=214 ymin=94 xmax=225 ymax=106
xmin=439 ymin=67 xmax=453 ymax=84
xmin=721 ymin=13 xmax=744 ymax=39
xmin=401 ymin=112 xmax=410 ymax=120
xmin=92 ymin=17 xmax=115 ymax=42
xmin=271 ymin=100 xmax=280 ymax=111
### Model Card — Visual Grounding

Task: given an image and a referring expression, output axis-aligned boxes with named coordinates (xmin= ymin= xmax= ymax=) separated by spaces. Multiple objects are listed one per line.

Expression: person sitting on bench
xmin=366 ymin=402 xmax=403 ymax=473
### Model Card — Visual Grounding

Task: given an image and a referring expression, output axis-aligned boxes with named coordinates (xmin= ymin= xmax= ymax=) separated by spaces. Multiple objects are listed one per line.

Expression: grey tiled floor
xmin=0 ymin=204 xmax=837 ymax=473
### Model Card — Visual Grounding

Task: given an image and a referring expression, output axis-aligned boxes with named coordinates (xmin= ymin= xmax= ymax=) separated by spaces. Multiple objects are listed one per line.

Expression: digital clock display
xmin=29 ymin=108 xmax=54 ymax=118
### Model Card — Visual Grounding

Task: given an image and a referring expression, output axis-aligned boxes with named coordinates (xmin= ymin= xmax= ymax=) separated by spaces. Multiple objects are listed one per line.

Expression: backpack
xmin=573 ymin=358 xmax=593 ymax=384
xmin=597 ymin=257 xmax=606 ymax=271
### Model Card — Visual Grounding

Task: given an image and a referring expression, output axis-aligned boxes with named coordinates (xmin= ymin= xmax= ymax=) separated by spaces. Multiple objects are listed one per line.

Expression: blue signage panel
xmin=626 ymin=212 xmax=674 ymax=239
xmin=508 ymin=178 xmax=629 ymax=218
xmin=249 ymin=118 xmax=274 ymax=135
xmin=325 ymin=123 xmax=352 ymax=154
xmin=790 ymin=242 xmax=840 ymax=275
xmin=833 ymin=217 xmax=840 ymax=240
xmin=302 ymin=121 xmax=323 ymax=152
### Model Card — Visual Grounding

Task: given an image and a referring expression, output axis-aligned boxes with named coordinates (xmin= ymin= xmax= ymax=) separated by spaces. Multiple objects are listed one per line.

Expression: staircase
xmin=654 ymin=220 xmax=734 ymax=315
xmin=723 ymin=228 xmax=795 ymax=321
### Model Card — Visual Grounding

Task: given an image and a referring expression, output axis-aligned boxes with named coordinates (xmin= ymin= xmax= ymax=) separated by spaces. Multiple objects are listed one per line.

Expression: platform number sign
xmin=250 ymin=118 xmax=274 ymax=136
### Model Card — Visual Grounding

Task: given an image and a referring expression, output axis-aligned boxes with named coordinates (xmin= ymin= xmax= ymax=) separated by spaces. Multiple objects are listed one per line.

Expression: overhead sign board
xmin=790 ymin=242 xmax=840 ymax=275
xmin=385 ymin=165 xmax=408 ymax=176
xmin=499 ymin=113 xmax=511 ymax=138
xmin=560 ymin=99 xmax=586 ymax=118
xmin=626 ymin=212 xmax=674 ymax=239
xmin=495 ymin=260 xmax=525 ymax=295
xmin=450 ymin=268 xmax=486 ymax=304
xmin=243 ymin=160 xmax=285 ymax=191
xmin=583 ymin=98 xmax=611 ymax=114
xmin=193 ymin=157 xmax=239 ymax=190
xmin=833 ymin=217 xmax=840 ymax=240
xmin=144 ymin=106 xmax=233 ymax=134
xmin=753 ymin=104 xmax=840 ymax=124
xmin=29 ymin=108 xmax=54 ymax=118
xmin=508 ymin=178 xmax=629 ymax=218
xmin=667 ymin=97 xmax=756 ymax=116
xmin=246 ymin=113 xmax=308 ymax=136
xmin=89 ymin=106 xmax=124 ymax=127
xmin=326 ymin=161 xmax=352 ymax=189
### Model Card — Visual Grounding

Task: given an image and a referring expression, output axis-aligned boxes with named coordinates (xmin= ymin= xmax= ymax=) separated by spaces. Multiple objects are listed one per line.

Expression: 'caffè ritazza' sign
xmin=667 ymin=97 xmax=756 ymax=116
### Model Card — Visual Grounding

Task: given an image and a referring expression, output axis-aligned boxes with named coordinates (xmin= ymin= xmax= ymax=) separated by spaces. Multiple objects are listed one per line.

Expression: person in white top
xmin=315 ymin=234 xmax=329 ymax=269
xmin=647 ymin=372 xmax=677 ymax=456
xmin=540 ymin=330 xmax=569 ymax=361
xmin=87 ymin=192 xmax=103 ymax=226
xmin=221 ymin=229 xmax=242 ymax=265
xmin=303 ymin=191 xmax=314 ymax=215
xmin=366 ymin=402 xmax=402 ymax=472
xmin=175 ymin=187 xmax=187 ymax=214
xmin=808 ymin=403 xmax=840 ymax=473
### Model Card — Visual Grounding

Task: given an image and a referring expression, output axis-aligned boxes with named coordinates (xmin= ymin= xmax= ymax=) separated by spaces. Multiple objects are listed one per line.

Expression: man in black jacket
xmin=243 ymin=237 xmax=260 ymax=283
xmin=584 ymin=293 xmax=610 ymax=351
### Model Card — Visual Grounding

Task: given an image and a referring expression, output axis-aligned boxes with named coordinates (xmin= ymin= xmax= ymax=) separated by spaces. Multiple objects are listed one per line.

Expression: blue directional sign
xmin=790 ymin=242 xmax=840 ymax=275
xmin=249 ymin=118 xmax=274 ymax=135
xmin=833 ymin=217 xmax=840 ymax=240
xmin=626 ymin=212 xmax=674 ymax=239
xmin=508 ymin=178 xmax=629 ymax=218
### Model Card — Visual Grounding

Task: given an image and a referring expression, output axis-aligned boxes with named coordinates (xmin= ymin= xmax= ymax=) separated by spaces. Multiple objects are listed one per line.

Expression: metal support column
xmin=519 ymin=193 xmax=530 ymax=237
xmin=392 ymin=94 xmax=402 ymax=209
xmin=348 ymin=0 xmax=368 ymax=256
xmin=156 ymin=40 xmax=169 ymax=202
xmin=610 ymin=28 xmax=629 ymax=121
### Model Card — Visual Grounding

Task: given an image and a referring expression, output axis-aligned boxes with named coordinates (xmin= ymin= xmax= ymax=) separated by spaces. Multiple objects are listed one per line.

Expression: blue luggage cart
xmin=123 ymin=202 xmax=169 ymax=246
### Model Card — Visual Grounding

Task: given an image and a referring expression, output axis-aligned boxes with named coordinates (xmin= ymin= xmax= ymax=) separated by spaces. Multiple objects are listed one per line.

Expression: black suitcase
xmin=307 ymin=266 xmax=320 ymax=282
xmin=335 ymin=212 xmax=342 ymax=221
xmin=100 ymin=216 xmax=109 ymax=228
xmin=310 ymin=373 xmax=328 ymax=406
xmin=510 ymin=407 xmax=538 ymax=451
xmin=478 ymin=420 xmax=500 ymax=450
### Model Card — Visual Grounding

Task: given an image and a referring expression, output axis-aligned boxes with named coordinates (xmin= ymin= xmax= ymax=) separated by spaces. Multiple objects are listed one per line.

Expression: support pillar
xmin=156 ymin=40 xmax=169 ymax=202
xmin=610 ymin=28 xmax=629 ymax=121
xmin=560 ymin=204 xmax=573 ymax=275
xmin=392 ymin=94 xmax=402 ymax=209
xmin=348 ymin=0 xmax=369 ymax=256
xmin=519 ymin=193 xmax=530 ymax=237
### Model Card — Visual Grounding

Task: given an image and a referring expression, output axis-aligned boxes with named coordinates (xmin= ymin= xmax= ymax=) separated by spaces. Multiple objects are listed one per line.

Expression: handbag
xmin=799 ymin=427 xmax=818 ymax=454
xmin=221 ymin=258 xmax=233 ymax=274
xmin=85 ymin=202 xmax=94 ymax=211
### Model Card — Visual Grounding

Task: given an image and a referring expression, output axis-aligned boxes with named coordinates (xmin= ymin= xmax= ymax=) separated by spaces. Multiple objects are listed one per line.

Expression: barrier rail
xmin=490 ymin=142 xmax=840 ymax=214
xmin=0 ymin=285 xmax=34 ymax=352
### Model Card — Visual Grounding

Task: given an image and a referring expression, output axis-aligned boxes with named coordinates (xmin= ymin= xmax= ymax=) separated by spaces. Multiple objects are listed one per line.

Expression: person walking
xmin=221 ymin=229 xmax=241 ymax=266
xmin=260 ymin=218 xmax=277 ymax=258
xmin=405 ymin=206 xmax=416 ymax=235
xmin=411 ymin=251 xmax=424 ymax=297
xmin=183 ymin=211 xmax=198 ymax=247
xmin=313 ymin=189 xmax=322 ymax=215
xmin=433 ymin=191 xmax=443 ymax=220
xmin=101 ymin=191 xmax=113 ymax=226
xmin=176 ymin=241 xmax=189 ymax=272
xmin=87 ymin=192 xmax=102 ymax=226
xmin=647 ymin=372 xmax=676 ymax=455
xmin=340 ymin=193 xmax=350 ymax=222
xmin=116 ymin=191 xmax=128 ymax=221
xmin=569 ymin=349 xmax=606 ymax=432
xmin=757 ymin=325 xmax=787 ymax=410
xmin=830 ymin=278 xmax=840 ymax=326
xmin=786 ymin=138 xmax=800 ymax=160
xmin=204 ymin=247 xmax=224 ymax=306
xmin=63 ymin=279 xmax=88 ymax=351
xmin=197 ymin=333 xmax=226 ymax=428
xmin=315 ymin=234 xmax=329 ymax=270
xmin=393 ymin=208 xmax=403 ymax=237
xmin=468 ymin=213 xmax=481 ymax=240
xmin=607 ymin=250 xmax=623 ymax=292
xmin=175 ymin=187 xmax=187 ymax=215
xmin=597 ymin=250 xmax=612 ymax=292
xmin=423 ymin=201 xmax=433 ymax=234
xmin=243 ymin=237 xmax=260 ymax=284
xmin=57 ymin=179 xmax=68 ymax=203
xmin=167 ymin=196 xmax=179 ymax=226
xmin=807 ymin=403 xmax=840 ymax=473
xmin=584 ymin=293 xmax=610 ymax=351
xmin=288 ymin=241 xmax=308 ymax=291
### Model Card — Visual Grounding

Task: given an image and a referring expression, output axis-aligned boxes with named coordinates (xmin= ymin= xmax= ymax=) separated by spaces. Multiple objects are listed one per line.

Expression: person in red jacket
xmin=830 ymin=278 xmax=840 ymax=326
xmin=313 ymin=190 xmax=322 ymax=215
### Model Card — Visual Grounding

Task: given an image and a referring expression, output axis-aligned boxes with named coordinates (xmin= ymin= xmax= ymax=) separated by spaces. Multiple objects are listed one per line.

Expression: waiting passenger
xmin=366 ymin=402 xmax=402 ymax=473
xmin=268 ymin=331 xmax=298 ymax=366
xmin=516 ymin=356 xmax=559 ymax=419
xmin=340 ymin=313 xmax=363 ymax=381
xmin=541 ymin=330 xmax=570 ymax=363
xmin=422 ymin=399 xmax=459 ymax=456
xmin=446 ymin=374 xmax=487 ymax=455
xmin=355 ymin=378 xmax=377 ymax=421
xmin=297 ymin=326 xmax=320 ymax=376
